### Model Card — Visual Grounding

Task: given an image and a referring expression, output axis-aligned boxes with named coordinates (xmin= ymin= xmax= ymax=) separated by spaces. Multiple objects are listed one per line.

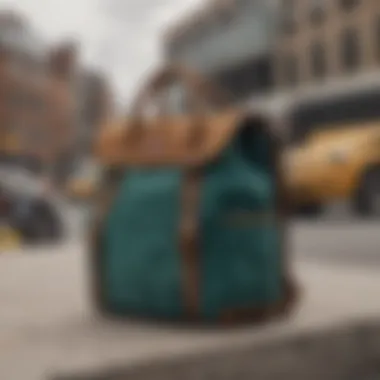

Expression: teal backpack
xmin=90 ymin=65 xmax=297 ymax=324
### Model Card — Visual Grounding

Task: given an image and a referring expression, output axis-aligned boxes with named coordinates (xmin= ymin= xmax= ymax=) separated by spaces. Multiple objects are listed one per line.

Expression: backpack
xmin=90 ymin=65 xmax=298 ymax=324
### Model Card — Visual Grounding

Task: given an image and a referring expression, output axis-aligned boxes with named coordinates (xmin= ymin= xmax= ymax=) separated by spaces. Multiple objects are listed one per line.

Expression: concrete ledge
xmin=54 ymin=319 xmax=380 ymax=380
xmin=0 ymin=246 xmax=379 ymax=380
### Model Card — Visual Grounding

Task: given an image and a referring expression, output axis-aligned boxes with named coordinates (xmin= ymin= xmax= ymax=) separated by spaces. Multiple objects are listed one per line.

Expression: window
xmin=283 ymin=53 xmax=298 ymax=86
xmin=28 ymin=95 xmax=46 ymax=112
xmin=236 ymin=0 xmax=250 ymax=9
xmin=21 ymin=127 xmax=47 ymax=146
xmin=310 ymin=0 xmax=326 ymax=25
xmin=9 ymin=90 xmax=45 ymax=113
xmin=340 ymin=28 xmax=360 ymax=72
xmin=217 ymin=8 xmax=234 ymax=26
xmin=281 ymin=0 xmax=296 ymax=34
xmin=310 ymin=42 xmax=326 ymax=79
xmin=283 ymin=0 xmax=295 ymax=13
xmin=375 ymin=16 xmax=380 ymax=62
xmin=340 ymin=0 xmax=359 ymax=11
xmin=214 ymin=55 xmax=274 ymax=101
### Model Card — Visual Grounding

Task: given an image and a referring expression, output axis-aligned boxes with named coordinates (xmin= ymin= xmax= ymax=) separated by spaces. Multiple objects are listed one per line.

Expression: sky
xmin=0 ymin=0 xmax=202 ymax=107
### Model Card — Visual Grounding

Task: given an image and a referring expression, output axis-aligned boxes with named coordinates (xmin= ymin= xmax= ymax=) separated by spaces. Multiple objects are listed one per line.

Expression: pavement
xmin=4 ymin=219 xmax=380 ymax=269
xmin=0 ymin=236 xmax=380 ymax=379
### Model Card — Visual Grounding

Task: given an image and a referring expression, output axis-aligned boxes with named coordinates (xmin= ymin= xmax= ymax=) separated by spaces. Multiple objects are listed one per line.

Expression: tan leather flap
xmin=95 ymin=109 xmax=244 ymax=167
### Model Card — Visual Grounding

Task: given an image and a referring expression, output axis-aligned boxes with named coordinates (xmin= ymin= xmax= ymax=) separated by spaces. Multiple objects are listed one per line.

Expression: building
xmin=164 ymin=1 xmax=380 ymax=114
xmin=0 ymin=10 xmax=47 ymax=163
xmin=262 ymin=0 xmax=380 ymax=142
xmin=163 ymin=0 xmax=278 ymax=103
xmin=45 ymin=47 xmax=113 ymax=186
xmin=274 ymin=0 xmax=380 ymax=90
xmin=0 ymin=10 xmax=45 ymax=58
xmin=0 ymin=10 xmax=113 ymax=185
xmin=45 ymin=42 xmax=79 ymax=184
xmin=0 ymin=10 xmax=75 ymax=173
xmin=76 ymin=68 xmax=112 ymax=156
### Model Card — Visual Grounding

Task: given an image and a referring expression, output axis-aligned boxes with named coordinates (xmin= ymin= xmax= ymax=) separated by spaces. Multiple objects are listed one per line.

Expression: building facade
xmin=0 ymin=11 xmax=75 ymax=172
xmin=274 ymin=0 xmax=380 ymax=91
xmin=163 ymin=0 xmax=380 ymax=114
xmin=76 ymin=69 xmax=112 ymax=156
xmin=163 ymin=0 xmax=278 ymax=102
xmin=0 ymin=10 xmax=112 ymax=185
xmin=0 ymin=10 xmax=46 ymax=163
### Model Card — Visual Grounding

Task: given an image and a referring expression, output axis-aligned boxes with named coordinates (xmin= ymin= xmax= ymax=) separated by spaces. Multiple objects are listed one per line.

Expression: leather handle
xmin=125 ymin=64 xmax=232 ymax=144
xmin=130 ymin=64 xmax=230 ymax=116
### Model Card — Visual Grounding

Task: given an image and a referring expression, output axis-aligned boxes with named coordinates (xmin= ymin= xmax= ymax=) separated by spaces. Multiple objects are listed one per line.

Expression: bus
xmin=280 ymin=74 xmax=380 ymax=217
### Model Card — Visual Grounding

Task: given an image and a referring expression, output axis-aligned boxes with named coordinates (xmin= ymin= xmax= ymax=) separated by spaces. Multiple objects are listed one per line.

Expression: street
xmin=3 ymin=200 xmax=380 ymax=269
xmin=62 ymin=201 xmax=380 ymax=269
xmin=2 ymin=165 xmax=379 ymax=270
xmin=291 ymin=219 xmax=380 ymax=269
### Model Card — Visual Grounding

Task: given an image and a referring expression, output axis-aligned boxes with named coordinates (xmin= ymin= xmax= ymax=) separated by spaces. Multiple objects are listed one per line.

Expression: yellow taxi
xmin=0 ymin=224 xmax=21 ymax=251
xmin=284 ymin=123 xmax=380 ymax=216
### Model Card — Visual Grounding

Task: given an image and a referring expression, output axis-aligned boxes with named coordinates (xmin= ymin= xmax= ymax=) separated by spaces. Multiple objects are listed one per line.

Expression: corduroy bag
xmin=90 ymin=65 xmax=298 ymax=324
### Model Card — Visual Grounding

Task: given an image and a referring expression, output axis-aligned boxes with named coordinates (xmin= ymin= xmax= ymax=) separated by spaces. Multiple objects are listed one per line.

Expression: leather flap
xmin=95 ymin=109 xmax=245 ymax=167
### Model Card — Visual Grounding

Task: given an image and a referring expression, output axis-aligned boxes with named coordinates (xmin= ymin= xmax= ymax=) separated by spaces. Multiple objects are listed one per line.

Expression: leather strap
xmin=125 ymin=64 xmax=231 ymax=147
xmin=180 ymin=168 xmax=202 ymax=319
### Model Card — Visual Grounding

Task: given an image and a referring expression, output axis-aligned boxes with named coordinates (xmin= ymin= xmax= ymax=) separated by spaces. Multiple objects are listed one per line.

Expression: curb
xmin=53 ymin=319 xmax=380 ymax=380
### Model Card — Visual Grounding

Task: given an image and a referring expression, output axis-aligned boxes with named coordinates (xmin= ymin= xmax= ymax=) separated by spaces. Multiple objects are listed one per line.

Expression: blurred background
xmin=1 ymin=0 xmax=380 ymax=265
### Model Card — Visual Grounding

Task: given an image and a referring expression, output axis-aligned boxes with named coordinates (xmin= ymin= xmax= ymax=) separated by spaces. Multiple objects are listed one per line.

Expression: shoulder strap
xmin=179 ymin=168 xmax=202 ymax=319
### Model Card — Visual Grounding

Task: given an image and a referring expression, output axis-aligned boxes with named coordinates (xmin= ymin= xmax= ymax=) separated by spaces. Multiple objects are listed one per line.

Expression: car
xmin=0 ymin=168 xmax=65 ymax=245
xmin=284 ymin=124 xmax=380 ymax=217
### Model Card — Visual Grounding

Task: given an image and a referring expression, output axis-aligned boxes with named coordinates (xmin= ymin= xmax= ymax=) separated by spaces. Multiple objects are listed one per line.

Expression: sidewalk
xmin=0 ymin=244 xmax=379 ymax=379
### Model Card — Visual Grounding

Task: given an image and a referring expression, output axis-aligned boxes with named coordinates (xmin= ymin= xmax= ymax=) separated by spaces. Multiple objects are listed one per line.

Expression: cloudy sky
xmin=0 ymin=0 xmax=202 ymax=106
